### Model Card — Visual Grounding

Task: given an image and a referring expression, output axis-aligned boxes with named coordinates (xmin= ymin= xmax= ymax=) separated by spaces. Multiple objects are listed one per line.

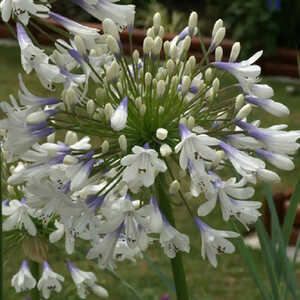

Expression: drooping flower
xmin=11 ymin=260 xmax=36 ymax=293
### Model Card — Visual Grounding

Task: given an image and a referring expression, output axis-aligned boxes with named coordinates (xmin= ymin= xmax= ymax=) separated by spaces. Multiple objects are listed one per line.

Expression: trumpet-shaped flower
xmin=11 ymin=260 xmax=36 ymax=293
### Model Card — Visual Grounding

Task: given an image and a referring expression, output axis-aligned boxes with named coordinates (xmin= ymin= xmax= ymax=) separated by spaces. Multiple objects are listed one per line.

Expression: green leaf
xmin=282 ymin=179 xmax=300 ymax=246
xmin=255 ymin=219 xmax=280 ymax=300
xmin=230 ymin=221 xmax=270 ymax=300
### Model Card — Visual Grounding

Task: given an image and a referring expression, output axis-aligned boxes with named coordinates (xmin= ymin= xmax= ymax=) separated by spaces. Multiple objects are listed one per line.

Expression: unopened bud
xmin=153 ymin=36 xmax=163 ymax=56
xmin=101 ymin=140 xmax=110 ymax=154
xmin=65 ymin=131 xmax=78 ymax=145
xmin=106 ymin=61 xmax=120 ymax=83
xmin=158 ymin=106 xmax=165 ymax=114
xmin=164 ymin=41 xmax=170 ymax=57
xmin=189 ymin=12 xmax=198 ymax=30
xmin=182 ymin=76 xmax=191 ymax=95
xmin=135 ymin=97 xmax=142 ymax=108
xmin=157 ymin=80 xmax=166 ymax=98
xmin=26 ymin=110 xmax=55 ymax=124
xmin=229 ymin=42 xmax=240 ymax=62
xmin=211 ymin=27 xmax=226 ymax=49
xmin=103 ymin=18 xmax=119 ymax=40
xmin=156 ymin=128 xmax=168 ymax=140
xmin=104 ymin=103 xmax=114 ymax=121
xmin=107 ymin=35 xmax=120 ymax=56
xmin=158 ymin=26 xmax=165 ymax=39
xmin=183 ymin=36 xmax=191 ymax=52
xmin=145 ymin=72 xmax=152 ymax=87
xmin=212 ymin=78 xmax=220 ymax=93
xmin=212 ymin=19 xmax=223 ymax=37
xmin=47 ymin=132 xmax=56 ymax=143
xmin=235 ymin=94 xmax=245 ymax=111
xmin=257 ymin=169 xmax=280 ymax=183
xmin=205 ymin=68 xmax=213 ymax=82
xmin=179 ymin=117 xmax=187 ymax=126
xmin=132 ymin=50 xmax=140 ymax=64
xmin=118 ymin=135 xmax=127 ymax=153
xmin=166 ymin=59 xmax=175 ymax=75
xmin=187 ymin=116 xmax=195 ymax=130
xmin=74 ymin=35 xmax=86 ymax=55
xmin=63 ymin=155 xmax=78 ymax=165
xmin=169 ymin=180 xmax=180 ymax=195
xmin=143 ymin=37 xmax=154 ymax=55
xmin=215 ymin=46 xmax=223 ymax=62
xmin=87 ymin=100 xmax=96 ymax=116
xmin=146 ymin=27 xmax=155 ymax=38
xmin=235 ymin=104 xmax=252 ymax=120
xmin=153 ymin=12 xmax=161 ymax=32
xmin=160 ymin=144 xmax=172 ymax=157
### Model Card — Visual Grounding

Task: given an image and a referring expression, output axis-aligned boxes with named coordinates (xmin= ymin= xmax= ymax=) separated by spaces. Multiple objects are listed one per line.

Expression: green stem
xmin=0 ymin=146 xmax=3 ymax=300
xmin=30 ymin=261 xmax=40 ymax=300
xmin=156 ymin=174 xmax=189 ymax=300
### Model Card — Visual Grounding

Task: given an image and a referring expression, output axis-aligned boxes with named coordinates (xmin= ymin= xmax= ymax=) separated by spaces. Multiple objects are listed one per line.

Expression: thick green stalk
xmin=30 ymin=261 xmax=40 ymax=300
xmin=0 ymin=147 xmax=3 ymax=300
xmin=156 ymin=174 xmax=189 ymax=300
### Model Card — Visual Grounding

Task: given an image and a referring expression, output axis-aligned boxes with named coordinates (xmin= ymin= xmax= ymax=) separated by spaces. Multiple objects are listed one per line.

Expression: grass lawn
xmin=1 ymin=45 xmax=300 ymax=300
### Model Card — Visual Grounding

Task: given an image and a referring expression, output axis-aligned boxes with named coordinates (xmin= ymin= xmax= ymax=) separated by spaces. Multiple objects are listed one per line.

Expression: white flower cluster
xmin=1 ymin=0 xmax=299 ymax=297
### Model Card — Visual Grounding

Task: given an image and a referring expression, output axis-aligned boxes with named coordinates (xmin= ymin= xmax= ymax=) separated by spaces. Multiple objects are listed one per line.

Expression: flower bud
xmin=157 ymin=80 xmax=166 ymax=98
xmin=143 ymin=37 xmax=154 ymax=55
xmin=212 ymin=78 xmax=220 ymax=93
xmin=166 ymin=59 xmax=175 ymax=75
xmin=163 ymin=41 xmax=170 ymax=57
xmin=103 ymin=18 xmax=119 ymax=40
xmin=104 ymin=103 xmax=114 ymax=121
xmin=91 ymin=285 xmax=109 ymax=298
xmin=106 ymin=61 xmax=120 ymax=83
xmin=146 ymin=27 xmax=155 ymax=38
xmin=169 ymin=180 xmax=180 ymax=195
xmin=65 ymin=131 xmax=78 ymax=145
xmin=135 ymin=97 xmax=142 ymax=108
xmin=235 ymin=104 xmax=252 ymax=120
xmin=74 ymin=35 xmax=86 ymax=55
xmin=212 ymin=19 xmax=223 ymax=37
xmin=215 ymin=46 xmax=223 ymax=62
xmin=182 ymin=36 xmax=191 ymax=52
xmin=153 ymin=12 xmax=161 ymax=32
xmin=111 ymin=97 xmax=128 ymax=131
xmin=118 ymin=135 xmax=127 ymax=153
xmin=107 ymin=35 xmax=121 ymax=56
xmin=170 ymin=45 xmax=178 ymax=61
xmin=181 ymin=76 xmax=191 ymax=95
xmin=101 ymin=140 xmax=110 ymax=154
xmin=205 ymin=68 xmax=213 ymax=82
xmin=47 ymin=132 xmax=56 ymax=143
xmin=211 ymin=27 xmax=226 ymax=49
xmin=229 ymin=42 xmax=240 ymax=62
xmin=96 ymin=87 xmax=106 ymax=100
xmin=156 ymin=128 xmax=168 ymax=140
xmin=87 ymin=100 xmax=96 ymax=116
xmin=158 ymin=26 xmax=165 ymax=39
xmin=145 ymin=72 xmax=152 ymax=87
xmin=179 ymin=117 xmax=187 ymax=126
xmin=132 ymin=49 xmax=140 ymax=64
xmin=160 ymin=144 xmax=172 ymax=157
xmin=153 ymin=36 xmax=163 ymax=57
xmin=186 ymin=56 xmax=196 ymax=73
xmin=189 ymin=12 xmax=198 ymax=30
xmin=235 ymin=94 xmax=245 ymax=111
xmin=187 ymin=116 xmax=195 ymax=130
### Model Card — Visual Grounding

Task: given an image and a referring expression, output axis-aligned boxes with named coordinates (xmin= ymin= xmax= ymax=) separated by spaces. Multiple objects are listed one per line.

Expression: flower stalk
xmin=30 ymin=261 xmax=40 ymax=300
xmin=156 ymin=174 xmax=189 ymax=300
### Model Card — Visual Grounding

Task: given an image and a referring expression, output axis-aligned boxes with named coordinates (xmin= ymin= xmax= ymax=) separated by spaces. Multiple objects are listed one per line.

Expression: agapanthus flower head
xmin=1 ymin=5 xmax=300 ymax=298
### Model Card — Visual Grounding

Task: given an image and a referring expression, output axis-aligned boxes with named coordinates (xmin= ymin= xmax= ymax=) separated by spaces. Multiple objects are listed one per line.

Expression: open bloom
xmin=37 ymin=262 xmax=64 ymax=299
xmin=121 ymin=145 xmax=167 ymax=190
xmin=195 ymin=218 xmax=239 ymax=267
xmin=11 ymin=260 xmax=36 ymax=293
xmin=0 ymin=0 xmax=50 ymax=25
xmin=67 ymin=262 xmax=108 ymax=298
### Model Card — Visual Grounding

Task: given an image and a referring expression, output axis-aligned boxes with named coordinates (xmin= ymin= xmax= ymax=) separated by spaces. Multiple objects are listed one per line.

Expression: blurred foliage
xmin=52 ymin=0 xmax=300 ymax=55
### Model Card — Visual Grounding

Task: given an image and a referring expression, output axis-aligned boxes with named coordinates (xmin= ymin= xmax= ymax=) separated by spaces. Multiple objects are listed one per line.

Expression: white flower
xmin=0 ymin=0 xmax=50 ymax=25
xmin=110 ymin=97 xmax=128 ymax=131
xmin=37 ymin=262 xmax=64 ymax=299
xmin=160 ymin=218 xmax=190 ymax=258
xmin=213 ymin=51 xmax=263 ymax=92
xmin=71 ymin=0 xmax=135 ymax=30
xmin=3 ymin=198 xmax=37 ymax=236
xmin=197 ymin=176 xmax=261 ymax=229
xmin=219 ymin=141 xmax=265 ymax=182
xmin=67 ymin=262 xmax=108 ymax=298
xmin=11 ymin=260 xmax=36 ymax=293
xmin=16 ymin=23 xmax=65 ymax=90
xmin=175 ymin=124 xmax=219 ymax=172
xmin=50 ymin=12 xmax=101 ymax=50
xmin=235 ymin=120 xmax=300 ymax=155
xmin=195 ymin=218 xmax=239 ymax=267
xmin=121 ymin=145 xmax=167 ymax=190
